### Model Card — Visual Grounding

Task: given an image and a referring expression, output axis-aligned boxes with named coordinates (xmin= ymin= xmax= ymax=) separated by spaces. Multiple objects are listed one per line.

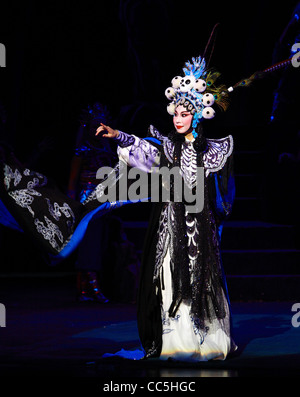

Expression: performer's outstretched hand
xmin=96 ymin=123 xmax=119 ymax=138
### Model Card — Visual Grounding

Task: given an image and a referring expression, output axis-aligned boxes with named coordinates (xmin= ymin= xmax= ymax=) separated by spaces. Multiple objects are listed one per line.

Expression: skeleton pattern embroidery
xmin=180 ymin=142 xmax=198 ymax=189
xmin=148 ymin=125 xmax=233 ymax=177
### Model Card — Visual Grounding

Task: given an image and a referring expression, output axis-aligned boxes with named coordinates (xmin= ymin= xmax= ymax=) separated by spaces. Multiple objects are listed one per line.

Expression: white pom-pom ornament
xmin=202 ymin=107 xmax=215 ymax=119
xmin=165 ymin=87 xmax=176 ymax=100
xmin=171 ymin=76 xmax=181 ymax=89
xmin=167 ymin=102 xmax=176 ymax=115
xmin=194 ymin=79 xmax=207 ymax=93
xmin=201 ymin=93 xmax=215 ymax=106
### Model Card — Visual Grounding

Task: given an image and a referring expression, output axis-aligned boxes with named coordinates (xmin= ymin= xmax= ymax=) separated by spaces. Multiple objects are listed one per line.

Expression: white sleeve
xmin=115 ymin=130 xmax=161 ymax=173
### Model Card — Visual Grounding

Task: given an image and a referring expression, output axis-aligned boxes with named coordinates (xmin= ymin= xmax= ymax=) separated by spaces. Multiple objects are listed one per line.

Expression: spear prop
xmin=227 ymin=56 xmax=297 ymax=93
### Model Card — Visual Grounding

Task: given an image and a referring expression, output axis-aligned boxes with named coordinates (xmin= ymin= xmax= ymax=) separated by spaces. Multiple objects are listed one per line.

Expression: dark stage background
xmin=0 ymin=1 xmax=296 ymax=166
xmin=0 ymin=0 xmax=299 ymax=274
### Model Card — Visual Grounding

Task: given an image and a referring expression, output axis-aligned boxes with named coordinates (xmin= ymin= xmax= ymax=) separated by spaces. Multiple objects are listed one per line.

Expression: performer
xmin=97 ymin=56 xmax=236 ymax=361
xmin=0 ymin=54 xmax=237 ymax=362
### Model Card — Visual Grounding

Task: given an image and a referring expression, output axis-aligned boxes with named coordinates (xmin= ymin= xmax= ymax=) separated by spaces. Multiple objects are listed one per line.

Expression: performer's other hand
xmin=96 ymin=123 xmax=119 ymax=138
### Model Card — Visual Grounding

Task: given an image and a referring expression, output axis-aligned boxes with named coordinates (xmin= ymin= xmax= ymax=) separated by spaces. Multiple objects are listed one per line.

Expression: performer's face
xmin=173 ymin=105 xmax=193 ymax=135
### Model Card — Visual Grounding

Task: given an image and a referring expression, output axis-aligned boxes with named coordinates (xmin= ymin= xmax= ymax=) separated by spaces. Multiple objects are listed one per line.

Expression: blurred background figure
xmin=68 ymin=102 xmax=115 ymax=203
xmin=68 ymin=102 xmax=116 ymax=303
xmin=68 ymin=102 xmax=141 ymax=303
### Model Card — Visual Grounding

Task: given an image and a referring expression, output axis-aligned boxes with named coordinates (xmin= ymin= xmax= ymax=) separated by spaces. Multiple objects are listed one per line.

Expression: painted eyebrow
xmin=174 ymin=110 xmax=190 ymax=115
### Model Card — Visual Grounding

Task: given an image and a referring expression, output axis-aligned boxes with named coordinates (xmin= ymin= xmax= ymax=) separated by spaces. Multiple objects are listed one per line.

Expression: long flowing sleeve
xmin=115 ymin=131 xmax=161 ymax=172
xmin=0 ymin=130 xmax=161 ymax=262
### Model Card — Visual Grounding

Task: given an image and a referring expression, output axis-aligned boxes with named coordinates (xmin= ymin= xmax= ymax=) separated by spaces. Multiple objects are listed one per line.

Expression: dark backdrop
xmin=0 ymin=1 xmax=299 ymax=272
xmin=0 ymin=1 xmax=297 ymax=182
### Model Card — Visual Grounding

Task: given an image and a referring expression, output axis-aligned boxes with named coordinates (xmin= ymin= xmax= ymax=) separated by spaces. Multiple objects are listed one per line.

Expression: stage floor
xmin=0 ymin=272 xmax=299 ymax=381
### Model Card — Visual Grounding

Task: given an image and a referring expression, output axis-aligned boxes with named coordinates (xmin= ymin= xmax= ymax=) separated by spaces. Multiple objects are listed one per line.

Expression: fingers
xmin=96 ymin=123 xmax=106 ymax=136
xmin=96 ymin=123 xmax=116 ymax=138
xmin=96 ymin=123 xmax=111 ymax=136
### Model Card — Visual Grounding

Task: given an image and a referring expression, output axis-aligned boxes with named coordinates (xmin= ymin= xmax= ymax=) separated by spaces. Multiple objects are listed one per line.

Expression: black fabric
xmin=166 ymin=137 xmax=193 ymax=316
xmin=0 ymin=152 xmax=84 ymax=255
xmin=137 ymin=201 xmax=163 ymax=357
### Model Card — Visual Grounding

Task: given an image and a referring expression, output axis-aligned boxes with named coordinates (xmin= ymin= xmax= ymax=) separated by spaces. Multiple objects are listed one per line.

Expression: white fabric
xmin=160 ymin=249 xmax=233 ymax=362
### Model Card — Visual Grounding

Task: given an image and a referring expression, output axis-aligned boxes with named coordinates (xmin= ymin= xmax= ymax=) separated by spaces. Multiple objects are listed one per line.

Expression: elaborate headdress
xmin=164 ymin=56 xmax=229 ymax=138
xmin=164 ymin=19 xmax=297 ymax=139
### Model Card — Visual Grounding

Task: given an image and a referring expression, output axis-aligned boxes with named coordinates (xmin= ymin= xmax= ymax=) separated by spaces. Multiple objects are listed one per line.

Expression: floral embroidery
xmin=4 ymin=165 xmax=22 ymax=189
xmin=34 ymin=216 xmax=64 ymax=251
xmin=46 ymin=198 xmax=75 ymax=223
xmin=3 ymin=164 xmax=78 ymax=252
xmin=161 ymin=309 xmax=181 ymax=334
